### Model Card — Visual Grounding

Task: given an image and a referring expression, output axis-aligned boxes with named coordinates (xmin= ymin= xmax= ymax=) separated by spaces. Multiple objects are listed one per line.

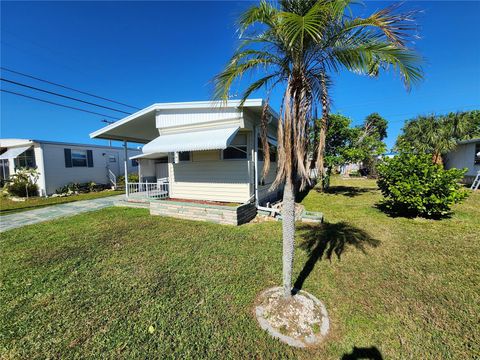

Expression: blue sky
xmin=1 ymin=1 xmax=479 ymax=150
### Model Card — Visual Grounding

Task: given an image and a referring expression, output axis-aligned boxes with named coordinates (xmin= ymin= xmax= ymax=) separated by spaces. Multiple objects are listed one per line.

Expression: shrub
xmin=376 ymin=153 xmax=468 ymax=217
xmin=55 ymin=182 xmax=79 ymax=195
xmin=118 ymin=173 xmax=139 ymax=185
xmin=5 ymin=168 xmax=39 ymax=197
xmin=55 ymin=182 xmax=109 ymax=195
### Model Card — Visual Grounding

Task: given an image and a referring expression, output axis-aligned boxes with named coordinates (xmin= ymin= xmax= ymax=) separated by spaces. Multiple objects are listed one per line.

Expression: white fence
xmin=127 ymin=180 xmax=169 ymax=200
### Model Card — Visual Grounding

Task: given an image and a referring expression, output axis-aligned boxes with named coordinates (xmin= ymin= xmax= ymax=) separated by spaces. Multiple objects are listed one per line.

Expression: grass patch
xmin=0 ymin=177 xmax=478 ymax=358
xmin=0 ymin=190 xmax=123 ymax=215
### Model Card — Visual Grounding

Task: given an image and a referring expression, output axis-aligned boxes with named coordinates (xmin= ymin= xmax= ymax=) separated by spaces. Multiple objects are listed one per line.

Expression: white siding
xmin=41 ymin=143 xmax=140 ymax=195
xmin=156 ymin=108 xmax=242 ymax=129
xmin=445 ymin=142 xmax=480 ymax=177
xmin=169 ymin=158 xmax=252 ymax=203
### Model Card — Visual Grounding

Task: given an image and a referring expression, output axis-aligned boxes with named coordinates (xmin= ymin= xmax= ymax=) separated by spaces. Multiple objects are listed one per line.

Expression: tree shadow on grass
xmin=295 ymin=186 xmax=311 ymax=203
xmin=321 ymin=186 xmax=376 ymax=198
xmin=342 ymin=346 xmax=383 ymax=360
xmin=293 ymin=222 xmax=380 ymax=293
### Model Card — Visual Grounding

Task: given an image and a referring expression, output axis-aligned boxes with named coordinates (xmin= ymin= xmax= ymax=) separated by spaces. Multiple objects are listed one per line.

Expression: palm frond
xmin=238 ymin=0 xmax=279 ymax=35
xmin=341 ymin=3 xmax=420 ymax=47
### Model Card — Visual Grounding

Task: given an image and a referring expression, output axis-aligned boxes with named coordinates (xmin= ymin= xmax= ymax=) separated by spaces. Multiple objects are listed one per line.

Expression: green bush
xmin=55 ymin=182 xmax=109 ymax=195
xmin=5 ymin=168 xmax=39 ymax=197
xmin=117 ymin=173 xmax=139 ymax=185
xmin=377 ymin=153 xmax=468 ymax=217
xmin=55 ymin=183 xmax=80 ymax=194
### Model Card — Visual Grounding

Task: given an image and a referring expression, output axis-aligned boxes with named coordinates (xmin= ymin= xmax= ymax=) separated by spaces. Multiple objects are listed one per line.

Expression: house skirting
xmin=150 ymin=200 xmax=257 ymax=225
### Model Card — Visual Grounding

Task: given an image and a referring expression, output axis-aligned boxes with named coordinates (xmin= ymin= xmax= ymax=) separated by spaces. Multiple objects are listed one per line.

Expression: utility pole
xmin=101 ymin=119 xmax=114 ymax=147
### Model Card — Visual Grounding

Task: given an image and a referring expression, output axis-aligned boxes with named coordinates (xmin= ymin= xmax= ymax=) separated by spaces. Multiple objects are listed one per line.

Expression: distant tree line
xmin=395 ymin=110 xmax=480 ymax=164
xmin=312 ymin=112 xmax=388 ymax=189
xmin=311 ymin=109 xmax=479 ymax=191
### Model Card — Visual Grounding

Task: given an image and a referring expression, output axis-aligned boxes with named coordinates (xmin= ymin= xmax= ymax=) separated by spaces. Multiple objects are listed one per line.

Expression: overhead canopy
xmin=0 ymin=146 xmax=31 ymax=160
xmin=130 ymin=152 xmax=168 ymax=160
xmin=142 ymin=126 xmax=240 ymax=154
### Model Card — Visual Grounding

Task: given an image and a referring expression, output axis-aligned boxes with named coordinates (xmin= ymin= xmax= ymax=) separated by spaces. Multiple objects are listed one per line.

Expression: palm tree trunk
xmin=282 ymin=176 xmax=295 ymax=298
xmin=315 ymin=71 xmax=329 ymax=190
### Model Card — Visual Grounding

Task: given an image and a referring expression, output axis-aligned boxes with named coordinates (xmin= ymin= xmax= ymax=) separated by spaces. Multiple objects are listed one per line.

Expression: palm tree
xmin=396 ymin=113 xmax=474 ymax=165
xmin=214 ymin=0 xmax=423 ymax=299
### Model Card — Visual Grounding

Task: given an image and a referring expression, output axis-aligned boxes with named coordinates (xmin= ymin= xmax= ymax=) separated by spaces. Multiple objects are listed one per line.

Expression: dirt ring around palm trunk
xmin=254 ymin=287 xmax=329 ymax=348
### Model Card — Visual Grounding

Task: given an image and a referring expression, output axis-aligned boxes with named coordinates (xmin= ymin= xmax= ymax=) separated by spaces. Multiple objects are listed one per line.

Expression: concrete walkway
xmin=0 ymin=195 xmax=125 ymax=232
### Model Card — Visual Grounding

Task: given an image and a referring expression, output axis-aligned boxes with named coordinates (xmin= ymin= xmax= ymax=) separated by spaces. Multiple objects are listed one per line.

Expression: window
xmin=475 ymin=143 xmax=480 ymax=165
xmin=14 ymin=148 xmax=36 ymax=169
xmin=65 ymin=148 xmax=93 ymax=168
xmin=258 ymin=137 xmax=277 ymax=162
xmin=223 ymin=133 xmax=247 ymax=160
xmin=131 ymin=159 xmax=139 ymax=167
xmin=179 ymin=151 xmax=190 ymax=162
xmin=71 ymin=150 xmax=88 ymax=167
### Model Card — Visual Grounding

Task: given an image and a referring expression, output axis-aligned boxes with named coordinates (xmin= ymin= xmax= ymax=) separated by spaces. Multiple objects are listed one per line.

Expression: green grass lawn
xmin=0 ymin=190 xmax=123 ymax=215
xmin=1 ymin=178 xmax=478 ymax=359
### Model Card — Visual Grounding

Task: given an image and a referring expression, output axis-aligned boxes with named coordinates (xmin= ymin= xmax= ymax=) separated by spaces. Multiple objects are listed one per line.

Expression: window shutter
xmin=64 ymin=148 xmax=72 ymax=168
xmin=86 ymin=150 xmax=94 ymax=167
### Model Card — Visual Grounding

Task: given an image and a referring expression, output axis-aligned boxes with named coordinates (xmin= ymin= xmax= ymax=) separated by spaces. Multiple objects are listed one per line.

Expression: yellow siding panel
xmin=169 ymin=159 xmax=252 ymax=203
xmin=192 ymin=150 xmax=220 ymax=162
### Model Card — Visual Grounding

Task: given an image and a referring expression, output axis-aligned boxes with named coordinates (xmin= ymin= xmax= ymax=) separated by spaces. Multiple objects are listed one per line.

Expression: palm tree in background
xmin=396 ymin=112 xmax=478 ymax=164
xmin=215 ymin=0 xmax=423 ymax=299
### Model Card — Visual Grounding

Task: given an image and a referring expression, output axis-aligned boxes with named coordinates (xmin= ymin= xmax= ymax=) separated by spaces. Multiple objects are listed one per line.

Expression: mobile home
xmin=90 ymin=99 xmax=282 ymax=206
xmin=0 ymin=139 xmax=141 ymax=196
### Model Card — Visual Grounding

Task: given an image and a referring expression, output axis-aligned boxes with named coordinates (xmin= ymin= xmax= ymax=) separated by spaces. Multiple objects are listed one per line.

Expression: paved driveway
xmin=0 ymin=195 xmax=125 ymax=232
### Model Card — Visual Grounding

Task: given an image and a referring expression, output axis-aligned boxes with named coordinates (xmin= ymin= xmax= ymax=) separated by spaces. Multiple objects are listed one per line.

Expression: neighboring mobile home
xmin=444 ymin=138 xmax=480 ymax=184
xmin=90 ymin=99 xmax=282 ymax=206
xmin=0 ymin=139 xmax=141 ymax=196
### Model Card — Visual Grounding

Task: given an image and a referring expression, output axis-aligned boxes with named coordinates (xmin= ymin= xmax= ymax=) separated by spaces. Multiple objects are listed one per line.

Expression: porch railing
xmin=108 ymin=169 xmax=117 ymax=189
xmin=126 ymin=181 xmax=169 ymax=200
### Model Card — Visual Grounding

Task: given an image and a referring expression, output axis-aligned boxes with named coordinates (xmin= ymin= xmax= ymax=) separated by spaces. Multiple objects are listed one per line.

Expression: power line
xmin=1 ymin=78 xmax=131 ymax=115
xmin=0 ymin=66 xmax=141 ymax=110
xmin=1 ymin=89 xmax=121 ymax=120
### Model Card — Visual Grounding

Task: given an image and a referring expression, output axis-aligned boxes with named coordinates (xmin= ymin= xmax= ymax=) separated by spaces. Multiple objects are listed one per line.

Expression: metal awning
xmin=130 ymin=152 xmax=168 ymax=160
xmin=0 ymin=146 xmax=31 ymax=160
xmin=142 ymin=126 xmax=240 ymax=153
